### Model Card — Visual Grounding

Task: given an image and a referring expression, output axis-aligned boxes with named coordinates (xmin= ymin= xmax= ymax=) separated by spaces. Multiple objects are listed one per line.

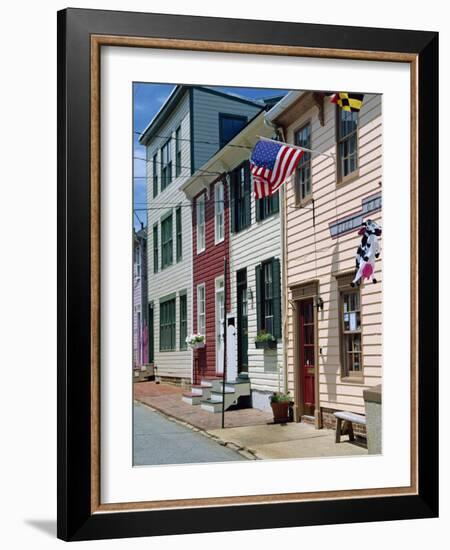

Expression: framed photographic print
xmin=57 ymin=8 xmax=438 ymax=542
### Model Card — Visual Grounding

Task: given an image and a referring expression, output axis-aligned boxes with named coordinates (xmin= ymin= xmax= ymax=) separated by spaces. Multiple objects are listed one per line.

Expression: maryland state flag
xmin=330 ymin=92 xmax=364 ymax=112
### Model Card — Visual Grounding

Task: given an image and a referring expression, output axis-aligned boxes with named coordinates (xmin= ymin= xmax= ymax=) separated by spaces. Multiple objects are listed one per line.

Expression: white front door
xmin=215 ymin=277 xmax=225 ymax=374
xmin=227 ymin=321 xmax=237 ymax=382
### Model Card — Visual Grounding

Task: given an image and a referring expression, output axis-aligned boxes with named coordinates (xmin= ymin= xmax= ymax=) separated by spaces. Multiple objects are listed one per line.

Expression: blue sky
xmin=133 ymin=84 xmax=289 ymax=230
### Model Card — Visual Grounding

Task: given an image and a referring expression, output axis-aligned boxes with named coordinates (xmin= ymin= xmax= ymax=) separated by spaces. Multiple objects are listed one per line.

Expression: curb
xmin=134 ymin=399 xmax=259 ymax=461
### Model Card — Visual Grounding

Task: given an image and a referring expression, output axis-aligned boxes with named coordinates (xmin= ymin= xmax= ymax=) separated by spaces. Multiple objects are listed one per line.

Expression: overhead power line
xmin=134 ymin=131 xmax=255 ymax=150
xmin=133 ymin=156 xmax=226 ymax=177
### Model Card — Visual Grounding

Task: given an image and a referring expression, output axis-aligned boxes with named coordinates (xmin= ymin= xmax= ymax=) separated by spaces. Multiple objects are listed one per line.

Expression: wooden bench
xmin=334 ymin=411 xmax=366 ymax=443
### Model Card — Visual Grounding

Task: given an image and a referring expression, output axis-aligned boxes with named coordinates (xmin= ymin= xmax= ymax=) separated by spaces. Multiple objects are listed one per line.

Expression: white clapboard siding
xmin=146 ymin=92 xmax=193 ymax=381
xmin=229 ymin=192 xmax=284 ymax=397
xmin=284 ymin=93 xmax=383 ymax=414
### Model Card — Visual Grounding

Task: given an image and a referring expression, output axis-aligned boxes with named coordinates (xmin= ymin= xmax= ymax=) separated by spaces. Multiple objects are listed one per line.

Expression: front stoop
xmin=182 ymin=377 xmax=251 ymax=413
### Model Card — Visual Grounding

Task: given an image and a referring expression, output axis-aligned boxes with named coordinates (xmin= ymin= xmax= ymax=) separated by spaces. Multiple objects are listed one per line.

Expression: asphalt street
xmin=133 ymin=402 xmax=247 ymax=466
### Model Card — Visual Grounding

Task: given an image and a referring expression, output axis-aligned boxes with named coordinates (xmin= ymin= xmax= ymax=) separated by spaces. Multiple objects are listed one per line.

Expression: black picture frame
xmin=57 ymin=8 xmax=438 ymax=541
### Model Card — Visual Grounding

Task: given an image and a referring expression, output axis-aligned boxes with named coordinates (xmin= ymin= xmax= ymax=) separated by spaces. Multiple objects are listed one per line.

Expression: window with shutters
xmin=152 ymin=224 xmax=159 ymax=273
xmin=152 ymin=153 xmax=158 ymax=198
xmin=179 ymin=292 xmax=187 ymax=349
xmin=175 ymin=125 xmax=182 ymax=177
xmin=255 ymin=258 xmax=281 ymax=339
xmin=256 ymin=191 xmax=279 ymax=221
xmin=161 ymin=213 xmax=173 ymax=269
xmin=161 ymin=138 xmax=172 ymax=191
xmin=196 ymin=194 xmax=206 ymax=253
xmin=337 ymin=108 xmax=359 ymax=181
xmin=294 ymin=123 xmax=312 ymax=204
xmin=159 ymin=297 xmax=176 ymax=351
xmin=230 ymin=162 xmax=251 ymax=233
xmin=214 ymin=181 xmax=224 ymax=244
xmin=175 ymin=206 xmax=182 ymax=262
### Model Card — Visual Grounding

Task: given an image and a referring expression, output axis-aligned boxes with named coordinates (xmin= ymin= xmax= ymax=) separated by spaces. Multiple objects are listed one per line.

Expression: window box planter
xmin=193 ymin=342 xmax=205 ymax=350
xmin=255 ymin=339 xmax=277 ymax=350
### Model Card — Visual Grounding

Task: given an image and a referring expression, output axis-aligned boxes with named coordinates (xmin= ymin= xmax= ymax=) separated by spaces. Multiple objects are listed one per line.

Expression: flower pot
xmin=255 ymin=339 xmax=277 ymax=350
xmin=271 ymin=401 xmax=290 ymax=423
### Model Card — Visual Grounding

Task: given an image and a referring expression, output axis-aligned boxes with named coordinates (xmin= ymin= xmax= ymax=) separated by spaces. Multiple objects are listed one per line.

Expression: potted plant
xmin=186 ymin=333 xmax=205 ymax=349
xmin=254 ymin=330 xmax=277 ymax=349
xmin=269 ymin=391 xmax=291 ymax=423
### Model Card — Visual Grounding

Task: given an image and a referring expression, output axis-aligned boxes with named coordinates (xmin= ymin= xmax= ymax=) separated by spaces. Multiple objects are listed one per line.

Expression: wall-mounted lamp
xmin=314 ymin=296 xmax=324 ymax=311
xmin=248 ymin=288 xmax=254 ymax=308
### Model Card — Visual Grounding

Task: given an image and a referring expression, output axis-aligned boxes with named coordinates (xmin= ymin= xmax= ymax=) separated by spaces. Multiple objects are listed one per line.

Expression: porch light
xmin=314 ymin=295 xmax=324 ymax=311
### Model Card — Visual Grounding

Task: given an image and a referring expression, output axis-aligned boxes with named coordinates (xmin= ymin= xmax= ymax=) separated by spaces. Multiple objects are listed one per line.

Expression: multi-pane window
xmin=161 ymin=138 xmax=172 ymax=191
xmin=179 ymin=293 xmax=187 ymax=349
xmin=255 ymin=258 xmax=281 ymax=339
xmin=337 ymin=109 xmax=359 ymax=179
xmin=340 ymin=289 xmax=362 ymax=377
xmin=135 ymin=245 xmax=141 ymax=278
xmin=263 ymin=262 xmax=274 ymax=335
xmin=161 ymin=214 xmax=173 ymax=269
xmin=197 ymin=284 xmax=206 ymax=337
xmin=294 ymin=123 xmax=312 ymax=203
xmin=196 ymin=194 xmax=205 ymax=253
xmin=152 ymin=153 xmax=158 ymax=198
xmin=214 ymin=181 xmax=224 ymax=243
xmin=152 ymin=224 xmax=158 ymax=273
xmin=230 ymin=163 xmax=251 ymax=232
xmin=176 ymin=206 xmax=182 ymax=262
xmin=219 ymin=114 xmax=247 ymax=147
xmin=160 ymin=298 xmax=176 ymax=351
xmin=257 ymin=191 xmax=279 ymax=221
xmin=175 ymin=126 xmax=182 ymax=177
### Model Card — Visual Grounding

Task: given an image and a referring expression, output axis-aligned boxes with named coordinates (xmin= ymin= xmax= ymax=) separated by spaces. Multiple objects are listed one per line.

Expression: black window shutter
xmin=244 ymin=163 xmax=251 ymax=228
xmin=255 ymin=264 xmax=263 ymax=334
xmin=229 ymin=172 xmax=236 ymax=233
xmin=272 ymin=258 xmax=282 ymax=339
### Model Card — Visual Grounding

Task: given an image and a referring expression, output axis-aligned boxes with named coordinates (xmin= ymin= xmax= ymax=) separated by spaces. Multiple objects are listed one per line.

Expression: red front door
xmin=299 ymin=299 xmax=315 ymax=417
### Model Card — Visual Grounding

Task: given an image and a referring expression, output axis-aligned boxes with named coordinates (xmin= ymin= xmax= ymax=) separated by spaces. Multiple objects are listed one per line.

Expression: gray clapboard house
xmin=139 ymin=85 xmax=263 ymax=386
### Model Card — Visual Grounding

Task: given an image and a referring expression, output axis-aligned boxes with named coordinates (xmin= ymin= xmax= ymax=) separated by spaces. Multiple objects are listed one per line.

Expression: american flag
xmin=250 ymin=139 xmax=304 ymax=199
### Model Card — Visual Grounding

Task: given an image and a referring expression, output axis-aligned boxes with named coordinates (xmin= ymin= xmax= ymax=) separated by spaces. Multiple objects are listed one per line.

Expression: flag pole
xmin=257 ymin=135 xmax=335 ymax=160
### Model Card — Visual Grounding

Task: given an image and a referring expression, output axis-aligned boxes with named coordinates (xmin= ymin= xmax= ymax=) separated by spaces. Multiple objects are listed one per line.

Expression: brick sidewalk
xmin=134 ymin=381 xmax=272 ymax=431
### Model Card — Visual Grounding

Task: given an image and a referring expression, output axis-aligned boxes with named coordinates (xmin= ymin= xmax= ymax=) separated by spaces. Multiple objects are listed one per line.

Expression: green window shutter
xmin=244 ymin=163 xmax=251 ymax=228
xmin=255 ymin=264 xmax=263 ymax=334
xmin=179 ymin=293 xmax=187 ymax=349
xmin=255 ymin=198 xmax=261 ymax=222
xmin=272 ymin=191 xmax=280 ymax=214
xmin=272 ymin=258 xmax=282 ymax=339
xmin=229 ymin=172 xmax=236 ymax=233
xmin=176 ymin=207 xmax=182 ymax=262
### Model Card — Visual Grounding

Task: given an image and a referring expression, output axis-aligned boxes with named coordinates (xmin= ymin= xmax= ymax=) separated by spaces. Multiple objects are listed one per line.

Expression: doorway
xmin=236 ymin=268 xmax=248 ymax=374
xmin=299 ymin=298 xmax=316 ymax=417
xmin=215 ymin=277 xmax=225 ymax=374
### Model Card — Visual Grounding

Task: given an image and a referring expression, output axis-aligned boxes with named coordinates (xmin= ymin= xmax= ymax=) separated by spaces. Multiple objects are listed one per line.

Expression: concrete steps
xmin=182 ymin=376 xmax=250 ymax=412
xmin=200 ymin=379 xmax=251 ymax=413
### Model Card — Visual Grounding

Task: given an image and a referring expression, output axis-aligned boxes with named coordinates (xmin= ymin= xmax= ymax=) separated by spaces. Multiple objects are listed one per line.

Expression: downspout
xmin=264 ymin=118 xmax=289 ymax=395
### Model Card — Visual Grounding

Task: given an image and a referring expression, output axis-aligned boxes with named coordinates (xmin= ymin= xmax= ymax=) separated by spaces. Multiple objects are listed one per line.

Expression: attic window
xmin=219 ymin=114 xmax=247 ymax=147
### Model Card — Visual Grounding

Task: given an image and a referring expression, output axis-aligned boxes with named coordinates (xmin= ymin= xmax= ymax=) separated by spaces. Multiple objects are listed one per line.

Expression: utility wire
xmin=133 ymin=156 xmax=226 ymax=177
xmin=134 ymin=131 xmax=254 ymax=150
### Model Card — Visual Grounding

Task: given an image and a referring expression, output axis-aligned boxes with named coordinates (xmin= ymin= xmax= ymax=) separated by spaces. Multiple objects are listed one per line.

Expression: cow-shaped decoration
xmin=351 ymin=220 xmax=382 ymax=286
